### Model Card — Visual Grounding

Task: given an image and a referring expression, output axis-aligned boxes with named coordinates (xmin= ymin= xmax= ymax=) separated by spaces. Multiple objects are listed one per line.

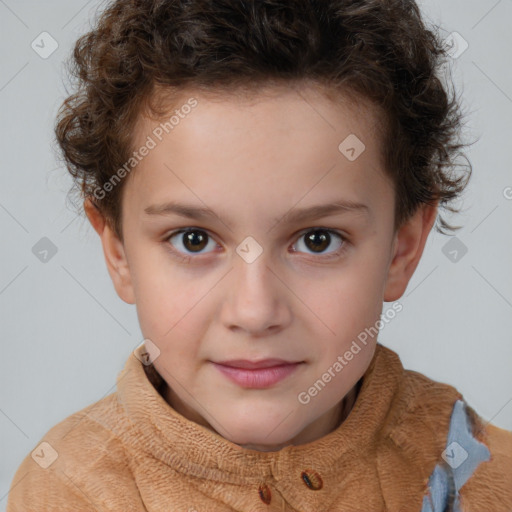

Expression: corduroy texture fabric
xmin=6 ymin=343 xmax=512 ymax=511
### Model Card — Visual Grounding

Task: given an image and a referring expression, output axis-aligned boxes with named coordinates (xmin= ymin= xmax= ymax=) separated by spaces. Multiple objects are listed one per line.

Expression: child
xmin=7 ymin=0 xmax=512 ymax=510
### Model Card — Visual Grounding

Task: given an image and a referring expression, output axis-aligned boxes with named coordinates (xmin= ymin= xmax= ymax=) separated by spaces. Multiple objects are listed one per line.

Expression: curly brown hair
xmin=54 ymin=0 xmax=473 ymax=242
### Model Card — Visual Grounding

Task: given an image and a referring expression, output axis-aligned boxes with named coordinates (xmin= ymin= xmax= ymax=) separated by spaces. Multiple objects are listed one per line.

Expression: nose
xmin=220 ymin=251 xmax=292 ymax=337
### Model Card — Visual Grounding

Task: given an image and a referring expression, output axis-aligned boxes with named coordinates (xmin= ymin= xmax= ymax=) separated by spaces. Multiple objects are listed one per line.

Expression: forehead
xmin=135 ymin=82 xmax=385 ymax=155
xmin=123 ymin=84 xmax=392 ymax=227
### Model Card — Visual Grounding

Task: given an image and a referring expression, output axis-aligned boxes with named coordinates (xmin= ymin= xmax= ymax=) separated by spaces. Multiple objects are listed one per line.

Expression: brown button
xmin=258 ymin=483 xmax=271 ymax=504
xmin=301 ymin=469 xmax=323 ymax=490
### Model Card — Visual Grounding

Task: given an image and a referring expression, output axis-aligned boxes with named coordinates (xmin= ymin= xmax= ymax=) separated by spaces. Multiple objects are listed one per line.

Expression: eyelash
xmin=163 ymin=227 xmax=349 ymax=263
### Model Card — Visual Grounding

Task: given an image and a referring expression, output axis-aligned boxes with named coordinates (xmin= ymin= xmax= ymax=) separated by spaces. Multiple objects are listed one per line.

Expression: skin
xmin=85 ymin=84 xmax=437 ymax=452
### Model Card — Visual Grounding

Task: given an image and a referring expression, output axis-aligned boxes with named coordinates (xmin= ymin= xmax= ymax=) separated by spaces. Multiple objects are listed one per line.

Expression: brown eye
xmin=305 ymin=230 xmax=330 ymax=252
xmin=293 ymin=229 xmax=344 ymax=256
xmin=167 ymin=229 xmax=216 ymax=255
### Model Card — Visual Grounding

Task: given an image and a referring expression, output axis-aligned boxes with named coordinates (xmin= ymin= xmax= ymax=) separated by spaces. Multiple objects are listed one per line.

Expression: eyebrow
xmin=144 ymin=199 xmax=370 ymax=227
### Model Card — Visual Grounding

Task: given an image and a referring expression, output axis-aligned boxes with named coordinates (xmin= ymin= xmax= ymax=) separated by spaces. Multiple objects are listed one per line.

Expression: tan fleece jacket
xmin=6 ymin=343 xmax=512 ymax=511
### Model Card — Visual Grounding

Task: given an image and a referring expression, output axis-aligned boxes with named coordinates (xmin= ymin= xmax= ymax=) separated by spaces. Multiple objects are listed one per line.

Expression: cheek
xmin=128 ymin=244 xmax=194 ymax=330
xmin=302 ymin=254 xmax=388 ymax=375
xmin=130 ymin=261 xmax=216 ymax=369
xmin=309 ymin=261 xmax=386 ymax=333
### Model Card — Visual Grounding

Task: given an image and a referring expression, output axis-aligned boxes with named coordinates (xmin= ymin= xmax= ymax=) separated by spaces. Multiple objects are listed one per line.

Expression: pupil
xmin=306 ymin=231 xmax=329 ymax=252
xmin=184 ymin=231 xmax=207 ymax=252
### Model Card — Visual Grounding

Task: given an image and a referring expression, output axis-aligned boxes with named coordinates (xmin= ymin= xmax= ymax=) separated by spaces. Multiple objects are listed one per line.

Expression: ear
xmin=84 ymin=198 xmax=136 ymax=305
xmin=383 ymin=202 xmax=438 ymax=302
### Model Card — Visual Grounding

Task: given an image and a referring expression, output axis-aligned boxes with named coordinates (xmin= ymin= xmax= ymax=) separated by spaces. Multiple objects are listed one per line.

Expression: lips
xmin=214 ymin=358 xmax=299 ymax=369
xmin=211 ymin=358 xmax=303 ymax=388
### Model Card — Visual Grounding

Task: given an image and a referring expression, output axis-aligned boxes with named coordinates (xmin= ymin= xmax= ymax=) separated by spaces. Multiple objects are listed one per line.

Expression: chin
xmin=211 ymin=411 xmax=304 ymax=449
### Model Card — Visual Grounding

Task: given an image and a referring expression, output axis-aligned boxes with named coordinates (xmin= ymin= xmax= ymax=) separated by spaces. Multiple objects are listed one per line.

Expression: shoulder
xmin=6 ymin=393 xmax=144 ymax=512
xmin=456 ymin=404 xmax=512 ymax=511
xmin=420 ymin=399 xmax=512 ymax=512
xmin=372 ymin=352 xmax=512 ymax=510
xmin=381 ymin=363 xmax=464 ymax=451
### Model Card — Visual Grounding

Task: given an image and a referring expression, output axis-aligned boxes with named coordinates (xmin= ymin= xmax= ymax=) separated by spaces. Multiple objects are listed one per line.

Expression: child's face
xmin=87 ymin=85 xmax=436 ymax=451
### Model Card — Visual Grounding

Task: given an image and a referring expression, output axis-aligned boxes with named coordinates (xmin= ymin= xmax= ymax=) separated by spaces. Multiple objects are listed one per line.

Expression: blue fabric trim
xmin=420 ymin=465 xmax=451 ymax=512
xmin=420 ymin=400 xmax=491 ymax=512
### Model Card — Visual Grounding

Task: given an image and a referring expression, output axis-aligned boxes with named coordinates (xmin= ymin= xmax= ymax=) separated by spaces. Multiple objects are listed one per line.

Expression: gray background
xmin=1 ymin=0 xmax=511 ymax=508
